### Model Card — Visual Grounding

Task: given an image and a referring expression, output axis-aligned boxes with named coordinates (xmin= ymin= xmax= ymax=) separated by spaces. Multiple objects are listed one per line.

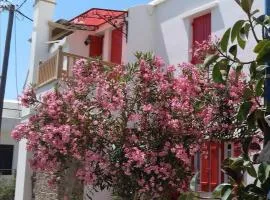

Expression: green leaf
xmin=213 ymin=63 xmax=224 ymax=83
xmin=256 ymin=65 xmax=268 ymax=72
xmin=255 ymin=78 xmax=264 ymax=97
xmin=250 ymin=62 xmax=257 ymax=79
xmin=220 ymin=28 xmax=231 ymax=52
xmin=229 ymin=45 xmax=238 ymax=58
xmin=258 ymin=163 xmax=270 ymax=183
xmin=239 ymin=26 xmax=248 ymax=41
xmin=254 ymin=40 xmax=270 ymax=53
xmin=244 ymin=161 xmax=257 ymax=178
xmin=190 ymin=172 xmax=199 ymax=192
xmin=212 ymin=183 xmax=233 ymax=198
xmin=243 ymin=87 xmax=253 ymax=100
xmin=204 ymin=54 xmax=219 ymax=68
xmin=231 ymin=20 xmax=245 ymax=42
xmin=244 ymin=184 xmax=265 ymax=197
xmin=250 ymin=9 xmax=260 ymax=16
xmin=231 ymin=157 xmax=244 ymax=169
xmin=178 ymin=193 xmax=197 ymax=200
xmin=261 ymin=177 xmax=270 ymax=193
xmin=221 ymin=188 xmax=233 ymax=200
xmin=241 ymin=0 xmax=254 ymax=14
xmin=237 ymin=101 xmax=252 ymax=121
xmin=237 ymin=31 xmax=247 ymax=49
xmin=256 ymin=42 xmax=270 ymax=63
xmin=247 ymin=110 xmax=256 ymax=129
xmin=254 ymin=15 xmax=270 ymax=27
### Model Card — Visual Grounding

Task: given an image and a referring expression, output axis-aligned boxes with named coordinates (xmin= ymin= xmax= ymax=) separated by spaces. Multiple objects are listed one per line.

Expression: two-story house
xmin=0 ymin=100 xmax=20 ymax=184
xmin=15 ymin=0 xmax=264 ymax=199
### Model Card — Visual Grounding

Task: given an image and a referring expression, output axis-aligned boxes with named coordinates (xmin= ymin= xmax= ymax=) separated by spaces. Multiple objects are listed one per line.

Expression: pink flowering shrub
xmin=12 ymin=53 xmax=253 ymax=199
xmin=192 ymin=38 xmax=217 ymax=64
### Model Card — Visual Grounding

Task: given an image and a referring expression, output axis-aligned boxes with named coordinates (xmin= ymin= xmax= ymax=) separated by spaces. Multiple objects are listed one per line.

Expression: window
xmin=89 ymin=35 xmax=104 ymax=58
xmin=110 ymin=27 xmax=123 ymax=64
xmin=191 ymin=13 xmax=211 ymax=64
xmin=200 ymin=142 xmax=221 ymax=192
xmin=0 ymin=145 xmax=13 ymax=175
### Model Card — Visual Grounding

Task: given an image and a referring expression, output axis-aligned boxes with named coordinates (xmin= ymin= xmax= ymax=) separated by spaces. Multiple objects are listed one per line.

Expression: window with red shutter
xmin=210 ymin=143 xmax=220 ymax=191
xmin=233 ymin=141 xmax=242 ymax=157
xmin=111 ymin=27 xmax=123 ymax=64
xmin=192 ymin=13 xmax=211 ymax=64
xmin=200 ymin=142 xmax=221 ymax=192
xmin=200 ymin=142 xmax=210 ymax=192
xmin=89 ymin=35 xmax=104 ymax=58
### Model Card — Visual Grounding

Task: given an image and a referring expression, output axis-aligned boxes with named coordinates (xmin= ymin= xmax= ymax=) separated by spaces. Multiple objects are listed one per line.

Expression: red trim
xmin=70 ymin=8 xmax=127 ymax=29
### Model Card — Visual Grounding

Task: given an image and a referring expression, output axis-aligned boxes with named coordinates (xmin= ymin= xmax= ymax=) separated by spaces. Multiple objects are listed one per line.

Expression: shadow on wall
xmin=211 ymin=5 xmax=226 ymax=34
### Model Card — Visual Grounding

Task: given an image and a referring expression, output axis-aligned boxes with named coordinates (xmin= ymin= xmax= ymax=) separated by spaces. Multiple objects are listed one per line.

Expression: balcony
xmin=37 ymin=47 xmax=116 ymax=88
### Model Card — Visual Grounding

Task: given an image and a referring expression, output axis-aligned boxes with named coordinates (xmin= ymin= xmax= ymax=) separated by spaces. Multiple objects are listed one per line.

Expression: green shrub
xmin=0 ymin=178 xmax=15 ymax=200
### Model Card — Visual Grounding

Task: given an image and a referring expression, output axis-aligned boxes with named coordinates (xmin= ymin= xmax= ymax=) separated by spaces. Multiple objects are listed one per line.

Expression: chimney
xmin=27 ymin=0 xmax=56 ymax=85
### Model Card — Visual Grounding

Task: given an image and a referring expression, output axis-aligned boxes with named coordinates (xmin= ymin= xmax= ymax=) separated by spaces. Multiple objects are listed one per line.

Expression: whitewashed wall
xmin=127 ymin=0 xmax=264 ymax=65
xmin=16 ymin=1 xmax=56 ymax=200
xmin=1 ymin=100 xmax=21 ymax=171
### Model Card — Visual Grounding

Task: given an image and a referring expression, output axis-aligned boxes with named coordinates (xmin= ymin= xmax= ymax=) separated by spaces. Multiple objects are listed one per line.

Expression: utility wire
xmin=15 ymin=9 xmax=32 ymax=21
xmin=17 ymin=0 xmax=27 ymax=10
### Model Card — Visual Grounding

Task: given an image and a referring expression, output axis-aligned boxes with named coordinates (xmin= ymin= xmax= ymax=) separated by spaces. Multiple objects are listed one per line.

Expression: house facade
xmin=15 ymin=0 xmax=264 ymax=199
xmin=0 ymin=100 xmax=20 ymax=181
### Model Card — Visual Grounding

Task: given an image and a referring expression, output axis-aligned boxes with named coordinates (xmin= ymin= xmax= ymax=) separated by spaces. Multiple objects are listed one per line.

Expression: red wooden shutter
xmin=210 ymin=143 xmax=219 ymax=191
xmin=233 ymin=141 xmax=242 ymax=157
xmin=200 ymin=142 xmax=209 ymax=192
xmin=200 ymin=142 xmax=221 ymax=192
xmin=111 ymin=27 xmax=123 ymax=64
xmin=89 ymin=35 xmax=104 ymax=58
xmin=220 ymin=142 xmax=225 ymax=183
xmin=192 ymin=13 xmax=211 ymax=64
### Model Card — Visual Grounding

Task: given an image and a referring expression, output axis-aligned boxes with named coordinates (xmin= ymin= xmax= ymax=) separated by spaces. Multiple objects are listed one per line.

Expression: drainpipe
xmin=265 ymin=1 xmax=270 ymax=200
xmin=264 ymin=0 xmax=270 ymax=145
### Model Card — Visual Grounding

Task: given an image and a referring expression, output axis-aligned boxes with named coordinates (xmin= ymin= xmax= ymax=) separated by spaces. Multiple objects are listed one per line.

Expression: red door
xmin=111 ymin=27 xmax=123 ymax=64
xmin=192 ymin=13 xmax=211 ymax=64
xmin=200 ymin=142 xmax=220 ymax=192
xmin=89 ymin=35 xmax=104 ymax=58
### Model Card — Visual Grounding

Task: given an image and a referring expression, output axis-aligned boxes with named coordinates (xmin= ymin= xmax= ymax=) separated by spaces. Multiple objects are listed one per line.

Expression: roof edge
xmin=149 ymin=0 xmax=167 ymax=6
xmin=70 ymin=7 xmax=127 ymax=22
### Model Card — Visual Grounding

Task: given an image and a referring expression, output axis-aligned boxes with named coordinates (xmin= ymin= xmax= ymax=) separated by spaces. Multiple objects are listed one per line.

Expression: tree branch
xmin=248 ymin=14 xmax=260 ymax=43
xmin=215 ymin=46 xmax=254 ymax=65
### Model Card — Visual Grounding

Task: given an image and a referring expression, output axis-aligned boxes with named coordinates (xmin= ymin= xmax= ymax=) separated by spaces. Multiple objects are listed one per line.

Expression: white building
xmin=0 ymin=100 xmax=20 ymax=177
xmin=15 ymin=0 xmax=264 ymax=199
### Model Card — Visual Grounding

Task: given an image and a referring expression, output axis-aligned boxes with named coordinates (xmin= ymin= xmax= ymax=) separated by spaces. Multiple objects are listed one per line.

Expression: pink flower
xmin=143 ymin=104 xmax=152 ymax=112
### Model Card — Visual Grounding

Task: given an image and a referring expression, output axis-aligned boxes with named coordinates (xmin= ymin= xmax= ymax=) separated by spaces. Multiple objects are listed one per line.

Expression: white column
xmin=102 ymin=29 xmax=112 ymax=62
xmin=15 ymin=1 xmax=56 ymax=200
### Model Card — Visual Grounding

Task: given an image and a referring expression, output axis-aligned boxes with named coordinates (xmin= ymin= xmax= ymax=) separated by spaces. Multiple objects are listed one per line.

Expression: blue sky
xmin=1 ymin=0 xmax=150 ymax=100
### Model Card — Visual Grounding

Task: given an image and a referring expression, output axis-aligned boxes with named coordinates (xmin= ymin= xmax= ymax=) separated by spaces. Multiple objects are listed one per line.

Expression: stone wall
xmin=33 ymin=172 xmax=58 ymax=200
